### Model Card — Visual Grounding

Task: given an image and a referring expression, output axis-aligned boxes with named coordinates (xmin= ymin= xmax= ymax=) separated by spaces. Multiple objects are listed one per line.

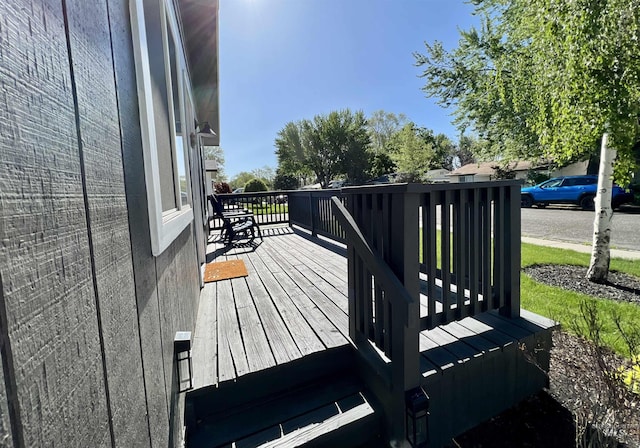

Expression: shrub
xmin=244 ymin=178 xmax=268 ymax=192
xmin=214 ymin=182 xmax=232 ymax=194
xmin=526 ymin=170 xmax=550 ymax=186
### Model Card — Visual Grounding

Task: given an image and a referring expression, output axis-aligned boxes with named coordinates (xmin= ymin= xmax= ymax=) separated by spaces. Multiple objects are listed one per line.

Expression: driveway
xmin=521 ymin=205 xmax=640 ymax=251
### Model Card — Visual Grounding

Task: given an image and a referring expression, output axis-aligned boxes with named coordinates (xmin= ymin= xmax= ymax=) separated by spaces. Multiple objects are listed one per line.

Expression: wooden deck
xmin=192 ymin=226 xmax=351 ymax=389
xmin=187 ymin=225 xmax=556 ymax=448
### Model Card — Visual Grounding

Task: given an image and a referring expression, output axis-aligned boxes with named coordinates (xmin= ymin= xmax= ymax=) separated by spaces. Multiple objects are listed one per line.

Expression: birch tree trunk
xmin=586 ymin=133 xmax=616 ymax=283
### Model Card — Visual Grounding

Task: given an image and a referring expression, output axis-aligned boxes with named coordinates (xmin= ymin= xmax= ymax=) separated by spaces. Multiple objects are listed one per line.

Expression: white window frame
xmin=130 ymin=0 xmax=194 ymax=256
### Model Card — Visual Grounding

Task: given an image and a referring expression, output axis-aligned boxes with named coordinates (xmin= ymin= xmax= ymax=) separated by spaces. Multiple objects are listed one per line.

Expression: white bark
xmin=586 ymin=133 xmax=616 ymax=283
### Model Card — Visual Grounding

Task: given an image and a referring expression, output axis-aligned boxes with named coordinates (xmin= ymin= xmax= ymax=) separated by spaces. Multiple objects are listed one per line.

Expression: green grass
xmin=520 ymin=242 xmax=640 ymax=358
xmin=422 ymin=233 xmax=640 ymax=358
xmin=246 ymin=203 xmax=288 ymax=215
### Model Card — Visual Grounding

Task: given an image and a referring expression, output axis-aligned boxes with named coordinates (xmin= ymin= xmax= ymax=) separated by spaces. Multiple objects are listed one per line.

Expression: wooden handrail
xmin=330 ymin=197 xmax=414 ymax=313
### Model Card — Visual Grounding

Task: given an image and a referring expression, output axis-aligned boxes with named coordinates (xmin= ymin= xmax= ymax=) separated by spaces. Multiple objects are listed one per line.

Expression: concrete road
xmin=521 ymin=205 xmax=640 ymax=251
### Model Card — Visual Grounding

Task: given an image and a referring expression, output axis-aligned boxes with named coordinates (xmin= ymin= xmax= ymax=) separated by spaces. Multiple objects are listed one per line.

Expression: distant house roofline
xmin=448 ymin=161 xmax=541 ymax=176
xmin=205 ymin=159 xmax=218 ymax=172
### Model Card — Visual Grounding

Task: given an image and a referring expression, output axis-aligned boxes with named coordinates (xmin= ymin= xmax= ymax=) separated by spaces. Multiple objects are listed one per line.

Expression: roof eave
xmin=178 ymin=0 xmax=220 ymax=146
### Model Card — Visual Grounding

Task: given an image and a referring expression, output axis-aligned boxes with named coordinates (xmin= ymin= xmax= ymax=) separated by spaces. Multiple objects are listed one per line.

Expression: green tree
xmin=369 ymin=152 xmax=397 ymax=178
xmin=388 ymin=123 xmax=446 ymax=179
xmin=366 ymin=110 xmax=408 ymax=154
xmin=432 ymin=133 xmax=456 ymax=170
xmin=229 ymin=171 xmax=255 ymax=190
xmin=415 ymin=0 xmax=640 ymax=282
xmin=203 ymin=145 xmax=227 ymax=181
xmin=244 ymin=178 xmax=268 ymax=193
xmin=273 ymin=170 xmax=299 ymax=190
xmin=251 ymin=166 xmax=275 ymax=187
xmin=275 ymin=109 xmax=371 ymax=187
xmin=455 ymin=135 xmax=481 ymax=167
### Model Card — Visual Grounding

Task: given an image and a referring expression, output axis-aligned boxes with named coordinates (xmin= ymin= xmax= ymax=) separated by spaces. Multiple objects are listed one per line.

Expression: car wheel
xmin=537 ymin=203 xmax=547 ymax=209
xmin=521 ymin=195 xmax=533 ymax=208
xmin=580 ymin=194 xmax=595 ymax=210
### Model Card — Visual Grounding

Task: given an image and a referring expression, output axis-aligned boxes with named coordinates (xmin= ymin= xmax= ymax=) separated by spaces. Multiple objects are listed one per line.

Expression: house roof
xmin=449 ymin=161 xmax=536 ymax=176
xmin=178 ymin=0 xmax=220 ymax=146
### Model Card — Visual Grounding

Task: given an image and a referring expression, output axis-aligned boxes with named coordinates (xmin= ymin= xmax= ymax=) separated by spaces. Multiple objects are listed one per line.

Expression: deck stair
xmin=185 ymin=346 xmax=383 ymax=448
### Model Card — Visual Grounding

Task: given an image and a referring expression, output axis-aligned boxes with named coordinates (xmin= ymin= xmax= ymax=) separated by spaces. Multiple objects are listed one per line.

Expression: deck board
xmin=243 ymin=256 xmax=303 ymax=364
xmin=191 ymin=283 xmax=217 ymax=389
xmin=232 ymin=277 xmax=278 ymax=371
xmin=216 ymin=280 xmax=250 ymax=381
xmin=193 ymin=228 xmax=352 ymax=388
xmin=245 ymin=252 xmax=326 ymax=356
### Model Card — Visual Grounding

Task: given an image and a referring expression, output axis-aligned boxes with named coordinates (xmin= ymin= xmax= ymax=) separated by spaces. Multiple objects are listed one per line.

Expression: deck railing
xmin=333 ymin=181 xmax=521 ymax=441
xmin=338 ymin=182 xmax=521 ymax=338
xmin=211 ymin=191 xmax=289 ymax=228
xmin=288 ymin=189 xmax=346 ymax=242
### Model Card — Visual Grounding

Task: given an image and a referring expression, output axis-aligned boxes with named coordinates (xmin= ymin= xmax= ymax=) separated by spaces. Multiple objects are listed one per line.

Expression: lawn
xmin=245 ymin=203 xmax=288 ymax=215
xmin=425 ymin=231 xmax=640 ymax=358
xmin=520 ymin=242 xmax=640 ymax=358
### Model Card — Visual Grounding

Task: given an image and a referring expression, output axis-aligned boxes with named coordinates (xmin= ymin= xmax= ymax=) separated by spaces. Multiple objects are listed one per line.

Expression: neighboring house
xmin=424 ymin=168 xmax=451 ymax=183
xmin=205 ymin=159 xmax=219 ymax=196
xmin=448 ymin=161 xmax=536 ymax=183
xmin=550 ymin=160 xmax=589 ymax=178
xmin=0 ymin=1 xmax=218 ymax=447
xmin=448 ymin=160 xmax=588 ymax=183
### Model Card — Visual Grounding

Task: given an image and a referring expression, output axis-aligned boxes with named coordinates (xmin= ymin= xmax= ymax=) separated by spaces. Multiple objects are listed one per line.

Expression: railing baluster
xmin=456 ymin=188 xmax=468 ymax=319
xmin=373 ymin=194 xmax=384 ymax=347
xmin=441 ymin=190 xmax=453 ymax=324
xmin=424 ymin=192 xmax=437 ymax=329
xmin=470 ymin=187 xmax=481 ymax=315
xmin=482 ymin=188 xmax=492 ymax=311
xmin=494 ymin=186 xmax=505 ymax=308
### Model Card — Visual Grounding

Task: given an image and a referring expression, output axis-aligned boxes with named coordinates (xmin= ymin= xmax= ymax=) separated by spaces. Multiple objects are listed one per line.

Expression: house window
xmin=130 ymin=0 xmax=194 ymax=255
xmin=459 ymin=175 xmax=475 ymax=183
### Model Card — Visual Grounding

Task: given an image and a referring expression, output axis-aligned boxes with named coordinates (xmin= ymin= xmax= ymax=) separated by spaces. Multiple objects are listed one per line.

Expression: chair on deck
xmin=208 ymin=194 xmax=262 ymax=245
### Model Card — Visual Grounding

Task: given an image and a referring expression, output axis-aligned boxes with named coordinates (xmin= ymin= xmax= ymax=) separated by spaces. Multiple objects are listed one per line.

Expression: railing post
xmin=500 ymin=183 xmax=521 ymax=318
xmin=387 ymin=190 xmax=421 ymax=445
xmin=287 ymin=192 xmax=291 ymax=227
xmin=308 ymin=191 xmax=316 ymax=236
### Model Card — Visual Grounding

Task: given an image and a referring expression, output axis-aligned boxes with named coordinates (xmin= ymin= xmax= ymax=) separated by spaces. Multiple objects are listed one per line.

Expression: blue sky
xmin=219 ymin=0 xmax=479 ymax=179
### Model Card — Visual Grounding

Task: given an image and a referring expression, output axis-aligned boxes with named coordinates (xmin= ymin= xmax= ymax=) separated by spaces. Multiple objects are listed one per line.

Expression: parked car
xmin=520 ymin=175 xmax=633 ymax=210
xmin=232 ymin=187 xmax=245 ymax=194
xmin=364 ymin=173 xmax=400 ymax=185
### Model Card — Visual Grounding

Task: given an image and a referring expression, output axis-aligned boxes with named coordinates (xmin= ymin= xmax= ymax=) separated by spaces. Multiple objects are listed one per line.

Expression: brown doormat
xmin=204 ymin=260 xmax=248 ymax=283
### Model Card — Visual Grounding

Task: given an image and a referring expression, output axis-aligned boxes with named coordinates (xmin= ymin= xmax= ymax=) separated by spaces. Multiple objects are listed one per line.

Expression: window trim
xmin=130 ymin=0 xmax=193 ymax=256
xmin=459 ymin=175 xmax=475 ymax=183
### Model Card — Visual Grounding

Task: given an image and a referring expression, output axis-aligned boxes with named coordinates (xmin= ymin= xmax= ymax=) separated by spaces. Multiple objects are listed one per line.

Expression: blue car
xmin=520 ymin=175 xmax=633 ymax=210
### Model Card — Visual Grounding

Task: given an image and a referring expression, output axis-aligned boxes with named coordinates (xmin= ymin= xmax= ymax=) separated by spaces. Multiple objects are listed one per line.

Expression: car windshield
xmin=540 ymin=178 xmax=563 ymax=188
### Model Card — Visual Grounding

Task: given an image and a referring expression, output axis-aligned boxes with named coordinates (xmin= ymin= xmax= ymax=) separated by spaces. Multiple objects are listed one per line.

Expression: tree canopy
xmin=275 ymin=109 xmax=371 ymax=188
xmin=203 ymin=146 xmax=227 ymax=181
xmin=387 ymin=124 xmax=456 ymax=178
xmin=415 ymin=0 xmax=640 ymax=182
xmin=366 ymin=110 xmax=408 ymax=154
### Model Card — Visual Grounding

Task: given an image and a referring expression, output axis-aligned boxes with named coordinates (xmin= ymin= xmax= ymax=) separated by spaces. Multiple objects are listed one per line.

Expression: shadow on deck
xmin=185 ymin=226 xmax=556 ymax=448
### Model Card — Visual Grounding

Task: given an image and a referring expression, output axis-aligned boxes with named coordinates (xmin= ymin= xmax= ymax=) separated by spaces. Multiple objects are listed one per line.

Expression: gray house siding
xmin=0 ymin=1 xmax=204 ymax=447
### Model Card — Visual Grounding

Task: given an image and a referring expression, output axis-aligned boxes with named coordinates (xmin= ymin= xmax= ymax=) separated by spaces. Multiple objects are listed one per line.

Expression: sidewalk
xmin=521 ymin=236 xmax=640 ymax=260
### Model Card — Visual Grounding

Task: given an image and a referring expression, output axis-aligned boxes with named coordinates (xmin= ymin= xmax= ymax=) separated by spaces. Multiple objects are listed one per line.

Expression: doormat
xmin=204 ymin=260 xmax=248 ymax=283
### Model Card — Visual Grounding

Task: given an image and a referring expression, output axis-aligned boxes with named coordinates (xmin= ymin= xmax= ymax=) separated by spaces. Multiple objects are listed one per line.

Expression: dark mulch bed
xmin=448 ymin=265 xmax=640 ymax=448
xmin=524 ymin=264 xmax=640 ymax=305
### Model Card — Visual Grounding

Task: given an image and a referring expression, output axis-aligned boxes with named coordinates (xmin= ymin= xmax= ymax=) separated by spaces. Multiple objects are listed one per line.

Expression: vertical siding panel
xmin=64 ymin=0 xmax=150 ymax=446
xmin=0 ymin=1 xmax=112 ymax=446
xmin=0 ymin=357 xmax=12 ymax=447
xmin=106 ymin=0 xmax=172 ymax=445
